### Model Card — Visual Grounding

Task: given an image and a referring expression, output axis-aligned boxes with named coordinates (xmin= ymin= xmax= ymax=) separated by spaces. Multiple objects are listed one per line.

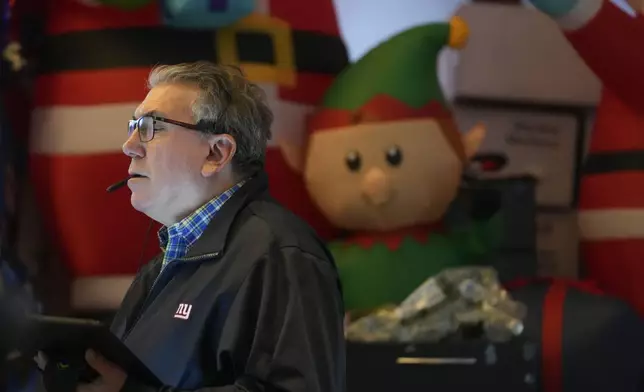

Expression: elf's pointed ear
xmin=274 ymin=114 xmax=313 ymax=174
xmin=462 ymin=122 xmax=486 ymax=160
xmin=201 ymin=133 xmax=237 ymax=178
xmin=280 ymin=142 xmax=306 ymax=173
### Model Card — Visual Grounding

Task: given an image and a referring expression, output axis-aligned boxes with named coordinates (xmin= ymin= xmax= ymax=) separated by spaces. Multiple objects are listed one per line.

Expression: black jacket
xmin=112 ymin=172 xmax=346 ymax=392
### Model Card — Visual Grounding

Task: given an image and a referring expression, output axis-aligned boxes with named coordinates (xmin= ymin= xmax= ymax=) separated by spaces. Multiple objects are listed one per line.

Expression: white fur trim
xmin=71 ymin=275 xmax=135 ymax=311
xmin=555 ymin=0 xmax=604 ymax=31
xmin=30 ymin=86 xmax=313 ymax=155
xmin=579 ymin=209 xmax=644 ymax=240
xmin=30 ymin=103 xmax=138 ymax=155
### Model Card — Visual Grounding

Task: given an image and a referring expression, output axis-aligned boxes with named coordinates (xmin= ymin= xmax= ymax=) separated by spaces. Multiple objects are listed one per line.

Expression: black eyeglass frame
xmin=128 ymin=115 xmax=218 ymax=143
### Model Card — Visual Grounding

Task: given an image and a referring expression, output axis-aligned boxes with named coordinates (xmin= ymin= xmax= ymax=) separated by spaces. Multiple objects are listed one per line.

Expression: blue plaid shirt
xmin=158 ymin=181 xmax=245 ymax=267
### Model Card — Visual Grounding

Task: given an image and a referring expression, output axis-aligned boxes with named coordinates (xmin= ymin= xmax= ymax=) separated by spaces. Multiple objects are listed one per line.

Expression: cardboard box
xmin=536 ymin=212 xmax=579 ymax=278
xmin=451 ymin=2 xmax=601 ymax=106
xmin=347 ymin=338 xmax=538 ymax=392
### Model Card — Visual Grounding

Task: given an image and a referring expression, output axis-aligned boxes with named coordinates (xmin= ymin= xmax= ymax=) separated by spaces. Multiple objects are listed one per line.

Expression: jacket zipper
xmin=121 ymin=251 xmax=220 ymax=341
xmin=178 ymin=252 xmax=220 ymax=263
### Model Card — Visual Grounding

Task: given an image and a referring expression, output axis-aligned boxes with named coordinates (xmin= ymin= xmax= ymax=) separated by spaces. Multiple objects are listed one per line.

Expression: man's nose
xmin=122 ymin=131 xmax=145 ymax=158
xmin=360 ymin=167 xmax=392 ymax=206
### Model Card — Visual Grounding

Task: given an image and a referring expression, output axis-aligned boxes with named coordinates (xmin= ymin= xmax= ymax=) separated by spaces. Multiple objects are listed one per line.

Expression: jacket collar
xmin=183 ymin=170 xmax=270 ymax=259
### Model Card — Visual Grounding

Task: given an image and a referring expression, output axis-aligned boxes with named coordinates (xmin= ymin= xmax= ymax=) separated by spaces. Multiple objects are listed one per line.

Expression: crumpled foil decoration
xmin=346 ymin=267 xmax=527 ymax=343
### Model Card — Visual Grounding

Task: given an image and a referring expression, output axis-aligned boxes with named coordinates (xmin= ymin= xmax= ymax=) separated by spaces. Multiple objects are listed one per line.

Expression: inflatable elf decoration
xmin=30 ymin=0 xmax=348 ymax=312
xmin=281 ymin=18 xmax=503 ymax=314
xmin=527 ymin=0 xmax=644 ymax=315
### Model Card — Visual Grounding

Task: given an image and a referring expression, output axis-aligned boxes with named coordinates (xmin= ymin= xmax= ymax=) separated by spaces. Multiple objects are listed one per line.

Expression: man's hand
xmin=77 ymin=349 xmax=127 ymax=392
xmin=34 ymin=351 xmax=48 ymax=371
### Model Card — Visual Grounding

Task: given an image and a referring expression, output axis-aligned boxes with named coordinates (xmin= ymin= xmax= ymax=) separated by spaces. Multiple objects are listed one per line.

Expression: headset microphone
xmin=106 ymin=174 xmax=142 ymax=193
xmin=105 ymin=173 xmax=153 ymax=269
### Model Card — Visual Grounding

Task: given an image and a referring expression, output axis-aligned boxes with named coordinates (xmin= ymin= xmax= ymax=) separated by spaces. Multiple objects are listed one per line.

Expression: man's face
xmin=123 ymin=83 xmax=213 ymax=225
xmin=304 ymin=119 xmax=464 ymax=232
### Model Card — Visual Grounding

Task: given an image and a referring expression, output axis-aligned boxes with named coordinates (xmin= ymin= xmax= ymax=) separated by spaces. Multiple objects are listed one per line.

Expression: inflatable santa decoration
xmin=30 ymin=0 xmax=347 ymax=311
xmin=528 ymin=0 xmax=644 ymax=314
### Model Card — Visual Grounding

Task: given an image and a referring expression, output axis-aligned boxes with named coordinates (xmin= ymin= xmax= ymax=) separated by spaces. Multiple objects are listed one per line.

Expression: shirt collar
xmin=158 ymin=180 xmax=246 ymax=251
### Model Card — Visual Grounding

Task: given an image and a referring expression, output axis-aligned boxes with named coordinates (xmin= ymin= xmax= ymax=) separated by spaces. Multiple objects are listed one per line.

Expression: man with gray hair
xmin=66 ymin=61 xmax=345 ymax=392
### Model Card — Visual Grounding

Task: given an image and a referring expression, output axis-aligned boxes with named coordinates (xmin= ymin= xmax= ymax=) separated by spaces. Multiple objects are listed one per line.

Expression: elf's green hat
xmin=319 ymin=17 xmax=469 ymax=113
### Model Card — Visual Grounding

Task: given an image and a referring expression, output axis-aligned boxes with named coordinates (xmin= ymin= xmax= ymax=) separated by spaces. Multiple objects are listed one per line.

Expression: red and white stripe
xmin=32 ymin=0 xmax=343 ymax=311
xmin=534 ymin=0 xmax=644 ymax=314
xmin=31 ymin=86 xmax=314 ymax=156
xmin=577 ymin=92 xmax=644 ymax=314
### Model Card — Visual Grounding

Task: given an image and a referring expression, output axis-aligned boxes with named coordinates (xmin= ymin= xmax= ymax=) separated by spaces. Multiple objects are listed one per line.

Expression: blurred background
xmin=2 ymin=0 xmax=644 ymax=391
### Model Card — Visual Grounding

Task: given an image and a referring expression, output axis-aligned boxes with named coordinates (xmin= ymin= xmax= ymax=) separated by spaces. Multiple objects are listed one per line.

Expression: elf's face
xmin=304 ymin=119 xmax=464 ymax=232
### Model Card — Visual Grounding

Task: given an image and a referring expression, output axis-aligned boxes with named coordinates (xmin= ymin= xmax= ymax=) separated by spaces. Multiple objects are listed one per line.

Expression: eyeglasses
xmin=128 ymin=115 xmax=211 ymax=143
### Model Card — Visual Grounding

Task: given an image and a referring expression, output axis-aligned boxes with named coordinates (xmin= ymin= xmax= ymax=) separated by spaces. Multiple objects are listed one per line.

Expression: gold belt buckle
xmin=215 ymin=13 xmax=296 ymax=87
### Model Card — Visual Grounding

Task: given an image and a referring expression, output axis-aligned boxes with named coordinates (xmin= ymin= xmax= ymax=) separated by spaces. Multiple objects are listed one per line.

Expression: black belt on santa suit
xmin=583 ymin=150 xmax=644 ymax=174
xmin=37 ymin=26 xmax=348 ymax=76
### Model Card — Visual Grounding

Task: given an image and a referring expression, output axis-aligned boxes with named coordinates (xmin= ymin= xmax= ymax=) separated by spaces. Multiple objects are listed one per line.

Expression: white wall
xmin=331 ymin=0 xmax=466 ymax=101
xmin=332 ymin=0 xmax=464 ymax=62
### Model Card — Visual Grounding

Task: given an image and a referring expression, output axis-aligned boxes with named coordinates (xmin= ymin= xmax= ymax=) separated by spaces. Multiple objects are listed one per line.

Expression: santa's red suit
xmin=30 ymin=0 xmax=346 ymax=312
xmin=549 ymin=0 xmax=644 ymax=314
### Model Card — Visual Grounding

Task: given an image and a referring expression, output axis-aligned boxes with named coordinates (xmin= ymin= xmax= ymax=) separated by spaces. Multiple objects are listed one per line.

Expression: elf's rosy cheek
xmin=360 ymin=167 xmax=392 ymax=206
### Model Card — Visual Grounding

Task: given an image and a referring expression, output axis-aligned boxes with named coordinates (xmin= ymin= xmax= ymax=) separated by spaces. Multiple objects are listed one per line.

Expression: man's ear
xmin=462 ymin=122 xmax=486 ymax=160
xmin=201 ymin=134 xmax=237 ymax=178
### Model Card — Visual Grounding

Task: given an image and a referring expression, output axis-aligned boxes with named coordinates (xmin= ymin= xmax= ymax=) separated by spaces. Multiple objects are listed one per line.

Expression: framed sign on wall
xmin=454 ymin=99 xmax=587 ymax=209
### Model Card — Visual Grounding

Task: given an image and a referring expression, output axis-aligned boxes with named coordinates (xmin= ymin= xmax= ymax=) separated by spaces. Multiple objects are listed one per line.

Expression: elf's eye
xmin=385 ymin=145 xmax=403 ymax=167
xmin=345 ymin=151 xmax=362 ymax=172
